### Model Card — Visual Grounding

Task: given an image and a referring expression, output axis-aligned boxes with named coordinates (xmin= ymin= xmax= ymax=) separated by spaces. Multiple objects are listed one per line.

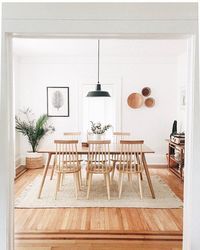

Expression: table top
xmin=38 ymin=143 xmax=154 ymax=154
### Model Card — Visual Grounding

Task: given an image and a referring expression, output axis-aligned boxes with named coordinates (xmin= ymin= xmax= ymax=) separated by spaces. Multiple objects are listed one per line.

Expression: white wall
xmin=14 ymin=40 xmax=187 ymax=165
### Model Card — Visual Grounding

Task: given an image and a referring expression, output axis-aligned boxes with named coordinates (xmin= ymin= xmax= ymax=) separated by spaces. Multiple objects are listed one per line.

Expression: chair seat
xmin=86 ymin=163 xmax=112 ymax=174
xmin=116 ymin=162 xmax=142 ymax=173
xmin=56 ymin=164 xmax=81 ymax=173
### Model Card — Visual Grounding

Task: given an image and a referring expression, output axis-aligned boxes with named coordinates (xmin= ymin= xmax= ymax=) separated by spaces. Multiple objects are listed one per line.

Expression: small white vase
xmin=94 ymin=134 xmax=105 ymax=140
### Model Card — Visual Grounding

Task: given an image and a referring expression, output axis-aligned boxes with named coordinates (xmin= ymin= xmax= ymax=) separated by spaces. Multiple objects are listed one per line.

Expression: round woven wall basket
xmin=26 ymin=153 xmax=44 ymax=169
xmin=145 ymin=97 xmax=155 ymax=108
xmin=142 ymin=87 xmax=151 ymax=97
xmin=127 ymin=93 xmax=144 ymax=109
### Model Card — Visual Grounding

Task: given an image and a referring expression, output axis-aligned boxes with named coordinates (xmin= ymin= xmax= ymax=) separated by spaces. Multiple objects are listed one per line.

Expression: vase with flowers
xmin=90 ymin=121 xmax=112 ymax=140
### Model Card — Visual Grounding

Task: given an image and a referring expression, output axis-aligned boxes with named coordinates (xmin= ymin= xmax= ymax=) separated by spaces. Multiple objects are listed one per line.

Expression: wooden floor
xmin=15 ymin=167 xmax=183 ymax=250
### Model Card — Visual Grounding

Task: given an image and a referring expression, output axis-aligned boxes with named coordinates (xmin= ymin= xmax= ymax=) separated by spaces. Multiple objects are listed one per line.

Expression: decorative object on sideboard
xmin=145 ymin=97 xmax=155 ymax=108
xmin=170 ymin=120 xmax=177 ymax=154
xmin=127 ymin=93 xmax=144 ymax=109
xmin=170 ymin=133 xmax=185 ymax=145
xmin=47 ymin=86 xmax=69 ymax=117
xmin=15 ymin=108 xmax=55 ymax=169
xmin=86 ymin=40 xmax=111 ymax=97
xmin=142 ymin=87 xmax=151 ymax=97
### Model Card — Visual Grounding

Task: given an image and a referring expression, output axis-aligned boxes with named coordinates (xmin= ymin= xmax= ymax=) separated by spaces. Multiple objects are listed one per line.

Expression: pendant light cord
xmin=97 ymin=40 xmax=100 ymax=84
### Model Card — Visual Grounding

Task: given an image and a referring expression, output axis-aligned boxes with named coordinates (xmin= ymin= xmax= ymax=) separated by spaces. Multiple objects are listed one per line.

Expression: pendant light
xmin=86 ymin=40 xmax=111 ymax=97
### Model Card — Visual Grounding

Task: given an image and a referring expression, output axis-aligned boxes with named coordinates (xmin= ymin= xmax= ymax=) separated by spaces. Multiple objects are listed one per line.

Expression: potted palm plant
xmin=15 ymin=108 xmax=55 ymax=169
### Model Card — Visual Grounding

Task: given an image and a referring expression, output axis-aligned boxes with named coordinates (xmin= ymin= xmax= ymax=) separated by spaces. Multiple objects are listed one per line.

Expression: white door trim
xmin=1 ymin=3 xmax=199 ymax=250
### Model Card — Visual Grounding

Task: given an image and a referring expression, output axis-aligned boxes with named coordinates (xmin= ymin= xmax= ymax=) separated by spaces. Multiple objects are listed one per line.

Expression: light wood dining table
xmin=37 ymin=144 xmax=155 ymax=199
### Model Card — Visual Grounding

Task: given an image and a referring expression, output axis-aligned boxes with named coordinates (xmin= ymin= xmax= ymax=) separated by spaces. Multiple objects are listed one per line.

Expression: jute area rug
xmin=15 ymin=171 xmax=182 ymax=208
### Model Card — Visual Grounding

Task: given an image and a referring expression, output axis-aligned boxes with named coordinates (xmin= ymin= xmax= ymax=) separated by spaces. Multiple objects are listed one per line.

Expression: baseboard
xmin=15 ymin=165 xmax=27 ymax=180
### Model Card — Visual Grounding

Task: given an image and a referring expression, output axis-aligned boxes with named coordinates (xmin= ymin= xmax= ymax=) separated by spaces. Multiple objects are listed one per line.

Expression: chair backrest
xmin=87 ymin=140 xmax=111 ymax=172
xmin=54 ymin=140 xmax=79 ymax=171
xmin=113 ymin=132 xmax=130 ymax=144
xmin=64 ymin=132 xmax=81 ymax=140
xmin=118 ymin=140 xmax=144 ymax=173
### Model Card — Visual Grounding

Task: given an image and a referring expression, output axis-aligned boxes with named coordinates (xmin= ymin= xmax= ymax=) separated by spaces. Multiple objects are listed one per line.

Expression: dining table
xmin=37 ymin=143 xmax=156 ymax=199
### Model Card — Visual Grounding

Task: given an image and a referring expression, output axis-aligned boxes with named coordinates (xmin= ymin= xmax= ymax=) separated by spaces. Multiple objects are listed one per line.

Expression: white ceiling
xmin=13 ymin=38 xmax=188 ymax=58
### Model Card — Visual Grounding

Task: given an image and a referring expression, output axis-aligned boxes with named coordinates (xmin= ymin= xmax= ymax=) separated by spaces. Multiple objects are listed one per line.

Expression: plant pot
xmin=26 ymin=152 xmax=44 ymax=169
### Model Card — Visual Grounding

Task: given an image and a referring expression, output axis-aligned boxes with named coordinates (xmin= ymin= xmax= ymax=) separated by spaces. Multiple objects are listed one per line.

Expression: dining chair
xmin=111 ymin=132 xmax=130 ymax=182
xmin=64 ymin=132 xmax=81 ymax=140
xmin=116 ymin=140 xmax=144 ymax=199
xmin=63 ymin=132 xmax=83 ymax=183
xmin=50 ymin=132 xmax=82 ymax=181
xmin=113 ymin=132 xmax=131 ymax=144
xmin=86 ymin=140 xmax=112 ymax=200
xmin=54 ymin=140 xmax=81 ymax=199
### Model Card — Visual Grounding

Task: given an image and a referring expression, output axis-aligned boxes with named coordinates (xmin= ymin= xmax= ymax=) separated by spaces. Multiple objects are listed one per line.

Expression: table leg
xmin=142 ymin=153 xmax=155 ymax=199
xmin=38 ymin=153 xmax=52 ymax=199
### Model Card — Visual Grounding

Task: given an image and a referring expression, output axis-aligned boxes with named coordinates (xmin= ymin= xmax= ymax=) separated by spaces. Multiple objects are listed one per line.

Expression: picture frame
xmin=47 ymin=86 xmax=69 ymax=117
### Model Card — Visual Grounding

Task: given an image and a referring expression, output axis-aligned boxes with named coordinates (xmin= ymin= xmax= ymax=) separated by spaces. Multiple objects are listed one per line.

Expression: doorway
xmin=11 ymin=37 xmax=192 ymax=250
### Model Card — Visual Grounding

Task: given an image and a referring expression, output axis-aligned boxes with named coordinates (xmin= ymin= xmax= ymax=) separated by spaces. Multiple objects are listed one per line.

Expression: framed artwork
xmin=47 ymin=87 xmax=69 ymax=117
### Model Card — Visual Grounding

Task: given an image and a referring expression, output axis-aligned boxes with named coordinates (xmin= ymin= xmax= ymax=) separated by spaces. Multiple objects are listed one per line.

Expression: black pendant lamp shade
xmin=86 ymin=40 xmax=111 ymax=97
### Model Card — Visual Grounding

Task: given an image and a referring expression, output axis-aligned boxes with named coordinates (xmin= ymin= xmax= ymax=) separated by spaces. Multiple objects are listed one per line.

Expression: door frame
xmin=78 ymin=80 xmax=122 ymax=136
xmin=0 ymin=3 xmax=199 ymax=250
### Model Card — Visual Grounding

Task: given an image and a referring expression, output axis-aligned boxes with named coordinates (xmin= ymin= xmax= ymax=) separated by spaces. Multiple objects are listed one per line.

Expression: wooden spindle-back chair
xmin=86 ymin=140 xmax=112 ymax=200
xmin=113 ymin=132 xmax=131 ymax=144
xmin=54 ymin=140 xmax=81 ymax=199
xmin=64 ymin=132 xmax=81 ymax=140
xmin=116 ymin=140 xmax=144 ymax=199
xmin=111 ymin=132 xmax=131 ymax=182
xmin=50 ymin=132 xmax=81 ymax=180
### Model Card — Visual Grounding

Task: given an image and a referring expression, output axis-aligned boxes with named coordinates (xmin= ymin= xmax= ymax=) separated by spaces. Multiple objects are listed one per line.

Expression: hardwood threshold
xmin=15 ymin=230 xmax=182 ymax=241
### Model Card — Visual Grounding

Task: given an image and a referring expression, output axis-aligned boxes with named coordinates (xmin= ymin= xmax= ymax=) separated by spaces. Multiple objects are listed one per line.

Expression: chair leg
xmin=73 ymin=173 xmax=78 ymax=199
xmin=119 ymin=172 xmax=124 ymax=199
xmin=106 ymin=173 xmax=111 ymax=200
xmin=111 ymin=161 xmax=116 ymax=183
xmin=87 ymin=173 xmax=93 ymax=199
xmin=118 ymin=172 xmax=122 ymax=188
xmin=140 ymin=172 xmax=143 ymax=181
xmin=55 ymin=173 xmax=61 ymax=200
xmin=79 ymin=170 xmax=82 ymax=186
xmin=86 ymin=170 xmax=89 ymax=186
xmin=129 ymin=173 xmax=134 ymax=191
xmin=138 ymin=173 xmax=143 ymax=199
xmin=76 ymin=172 xmax=81 ymax=191
xmin=50 ymin=156 xmax=56 ymax=180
